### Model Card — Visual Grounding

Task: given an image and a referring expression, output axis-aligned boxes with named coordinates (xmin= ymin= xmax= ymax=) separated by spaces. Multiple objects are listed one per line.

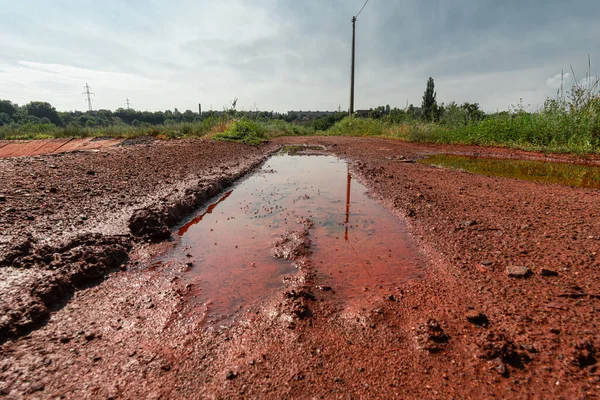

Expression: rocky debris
xmin=225 ymin=371 xmax=238 ymax=380
xmin=488 ymin=358 xmax=508 ymax=376
xmin=272 ymin=230 xmax=311 ymax=260
xmin=540 ymin=268 xmax=559 ymax=277
xmin=559 ymin=285 xmax=588 ymax=299
xmin=570 ymin=339 xmax=597 ymax=369
xmin=505 ymin=265 xmax=532 ymax=278
xmin=465 ymin=311 xmax=490 ymax=327
xmin=416 ymin=319 xmax=449 ymax=353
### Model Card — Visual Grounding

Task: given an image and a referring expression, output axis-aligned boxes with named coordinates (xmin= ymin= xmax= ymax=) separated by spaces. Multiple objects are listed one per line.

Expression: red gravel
xmin=1 ymin=137 xmax=599 ymax=399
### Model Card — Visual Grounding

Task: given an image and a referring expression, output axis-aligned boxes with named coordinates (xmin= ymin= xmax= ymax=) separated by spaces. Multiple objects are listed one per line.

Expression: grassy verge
xmin=322 ymin=105 xmax=600 ymax=154
xmin=0 ymin=117 xmax=313 ymax=142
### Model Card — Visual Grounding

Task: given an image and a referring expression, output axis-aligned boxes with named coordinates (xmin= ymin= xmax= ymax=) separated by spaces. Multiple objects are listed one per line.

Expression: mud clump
xmin=0 ymin=233 xmax=130 ymax=343
xmin=271 ymin=229 xmax=312 ymax=261
xmin=0 ymin=234 xmax=34 ymax=268
xmin=570 ymin=338 xmax=597 ymax=369
xmin=129 ymin=209 xmax=171 ymax=241
xmin=477 ymin=330 xmax=530 ymax=374
xmin=283 ymin=289 xmax=315 ymax=320
xmin=416 ymin=319 xmax=449 ymax=353
xmin=465 ymin=310 xmax=490 ymax=327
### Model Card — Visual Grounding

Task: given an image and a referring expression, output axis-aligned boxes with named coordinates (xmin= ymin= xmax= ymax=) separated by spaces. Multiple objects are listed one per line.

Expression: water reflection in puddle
xmin=419 ymin=154 xmax=600 ymax=189
xmin=152 ymin=147 xmax=423 ymax=323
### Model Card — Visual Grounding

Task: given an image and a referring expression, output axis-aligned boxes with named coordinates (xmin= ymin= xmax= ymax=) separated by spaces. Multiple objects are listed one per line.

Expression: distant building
xmin=355 ymin=110 xmax=371 ymax=118
xmin=287 ymin=110 xmax=339 ymax=121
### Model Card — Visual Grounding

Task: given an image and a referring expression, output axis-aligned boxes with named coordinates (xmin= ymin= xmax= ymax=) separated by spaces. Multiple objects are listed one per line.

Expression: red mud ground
xmin=1 ymin=137 xmax=600 ymax=399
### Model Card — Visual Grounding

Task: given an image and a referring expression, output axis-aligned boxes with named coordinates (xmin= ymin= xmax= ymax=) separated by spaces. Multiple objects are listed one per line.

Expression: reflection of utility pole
xmin=345 ymin=166 xmax=352 ymax=241
xmin=343 ymin=167 xmax=370 ymax=276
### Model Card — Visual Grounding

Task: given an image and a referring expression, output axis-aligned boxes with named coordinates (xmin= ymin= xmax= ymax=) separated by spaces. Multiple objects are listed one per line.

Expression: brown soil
xmin=1 ymin=137 xmax=599 ymax=399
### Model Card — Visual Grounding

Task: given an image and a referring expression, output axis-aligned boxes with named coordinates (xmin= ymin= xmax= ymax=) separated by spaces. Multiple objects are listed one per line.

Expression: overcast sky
xmin=0 ymin=0 xmax=598 ymax=113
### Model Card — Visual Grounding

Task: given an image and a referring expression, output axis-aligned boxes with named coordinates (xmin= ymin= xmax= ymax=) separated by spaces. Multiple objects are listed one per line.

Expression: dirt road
xmin=1 ymin=137 xmax=599 ymax=399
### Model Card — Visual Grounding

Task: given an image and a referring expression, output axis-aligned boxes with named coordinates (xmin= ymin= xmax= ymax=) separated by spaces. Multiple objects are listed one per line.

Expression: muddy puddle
xmin=151 ymin=145 xmax=423 ymax=324
xmin=420 ymin=154 xmax=600 ymax=189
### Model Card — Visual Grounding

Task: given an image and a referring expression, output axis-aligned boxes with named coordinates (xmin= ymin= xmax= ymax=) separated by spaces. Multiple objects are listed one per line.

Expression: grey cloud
xmin=1 ymin=0 xmax=599 ymax=111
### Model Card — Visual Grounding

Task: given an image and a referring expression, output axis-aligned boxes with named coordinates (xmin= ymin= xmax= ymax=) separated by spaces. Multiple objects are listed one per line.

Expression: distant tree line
xmin=0 ymin=100 xmax=298 ymax=129
xmin=0 ymin=78 xmax=489 ymax=133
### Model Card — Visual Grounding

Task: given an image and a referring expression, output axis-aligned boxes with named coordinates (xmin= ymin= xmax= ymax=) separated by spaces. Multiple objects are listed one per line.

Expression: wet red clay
xmin=152 ymin=148 xmax=422 ymax=323
xmin=2 ymin=137 xmax=600 ymax=399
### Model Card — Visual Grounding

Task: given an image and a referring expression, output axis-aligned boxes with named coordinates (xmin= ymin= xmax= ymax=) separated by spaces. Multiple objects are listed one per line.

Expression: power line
xmin=355 ymin=0 xmax=371 ymax=18
xmin=82 ymin=83 xmax=95 ymax=111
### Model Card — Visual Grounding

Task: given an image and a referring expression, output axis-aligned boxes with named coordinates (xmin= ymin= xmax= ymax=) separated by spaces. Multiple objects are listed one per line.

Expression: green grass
xmin=404 ymin=108 xmax=600 ymax=154
xmin=0 ymin=117 xmax=236 ymax=141
xmin=318 ymin=96 xmax=600 ymax=154
xmin=0 ymin=116 xmax=314 ymax=144
xmin=212 ymin=119 xmax=267 ymax=145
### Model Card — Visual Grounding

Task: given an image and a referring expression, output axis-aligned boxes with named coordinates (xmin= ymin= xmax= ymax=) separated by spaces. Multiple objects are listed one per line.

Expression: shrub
xmin=213 ymin=118 xmax=267 ymax=145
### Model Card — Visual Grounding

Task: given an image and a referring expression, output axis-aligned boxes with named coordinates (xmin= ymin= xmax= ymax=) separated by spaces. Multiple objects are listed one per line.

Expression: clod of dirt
xmin=505 ymin=265 xmax=532 ymax=278
xmin=477 ymin=331 xmax=527 ymax=370
xmin=0 ymin=234 xmax=34 ymax=267
xmin=129 ymin=209 xmax=171 ymax=241
xmin=225 ymin=371 xmax=238 ymax=380
xmin=465 ymin=310 xmax=490 ymax=327
xmin=416 ymin=319 xmax=449 ymax=353
xmin=540 ymin=268 xmax=559 ymax=277
xmin=284 ymin=289 xmax=316 ymax=301
xmin=570 ymin=339 xmax=597 ymax=369
xmin=283 ymin=289 xmax=315 ymax=320
xmin=271 ymin=230 xmax=311 ymax=260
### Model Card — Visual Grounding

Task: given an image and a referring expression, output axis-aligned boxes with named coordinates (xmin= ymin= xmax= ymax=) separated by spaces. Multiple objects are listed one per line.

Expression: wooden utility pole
xmin=349 ymin=16 xmax=356 ymax=116
xmin=349 ymin=0 xmax=371 ymax=116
